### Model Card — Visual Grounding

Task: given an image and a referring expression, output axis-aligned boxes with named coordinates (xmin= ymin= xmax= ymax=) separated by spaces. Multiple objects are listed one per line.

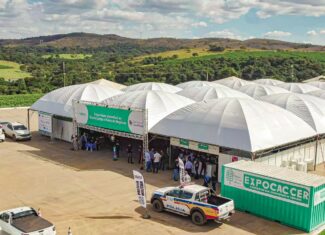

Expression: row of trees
xmin=0 ymin=45 xmax=324 ymax=95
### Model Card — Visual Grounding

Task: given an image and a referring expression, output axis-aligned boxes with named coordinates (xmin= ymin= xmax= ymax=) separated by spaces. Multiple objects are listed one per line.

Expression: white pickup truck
xmin=151 ymin=184 xmax=235 ymax=225
xmin=0 ymin=207 xmax=56 ymax=235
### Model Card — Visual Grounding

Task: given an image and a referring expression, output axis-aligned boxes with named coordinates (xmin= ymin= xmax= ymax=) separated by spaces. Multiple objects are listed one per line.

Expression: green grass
xmin=0 ymin=93 xmax=43 ymax=108
xmin=163 ymin=50 xmax=325 ymax=64
xmin=0 ymin=60 xmax=32 ymax=80
xmin=42 ymin=54 xmax=92 ymax=60
xmin=134 ymin=47 xmax=223 ymax=61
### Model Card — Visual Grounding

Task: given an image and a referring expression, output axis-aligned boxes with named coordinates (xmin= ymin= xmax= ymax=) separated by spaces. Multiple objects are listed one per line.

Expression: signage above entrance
xmin=170 ymin=137 xmax=219 ymax=155
xmin=73 ymin=102 xmax=145 ymax=135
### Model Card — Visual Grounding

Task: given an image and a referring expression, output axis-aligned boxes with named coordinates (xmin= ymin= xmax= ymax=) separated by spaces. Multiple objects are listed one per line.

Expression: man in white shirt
xmin=153 ymin=151 xmax=162 ymax=173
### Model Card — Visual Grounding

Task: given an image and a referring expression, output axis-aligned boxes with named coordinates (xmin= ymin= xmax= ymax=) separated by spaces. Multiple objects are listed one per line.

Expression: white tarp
xmin=213 ymin=76 xmax=251 ymax=89
xmin=259 ymin=93 xmax=325 ymax=134
xmin=307 ymin=90 xmax=325 ymax=100
xmin=31 ymin=83 xmax=123 ymax=118
xmin=89 ymin=79 xmax=126 ymax=90
xmin=150 ymin=98 xmax=316 ymax=152
xmin=238 ymin=84 xmax=289 ymax=98
xmin=123 ymin=82 xmax=181 ymax=93
xmin=177 ymin=85 xmax=251 ymax=102
xmin=306 ymin=81 xmax=325 ymax=90
xmin=277 ymin=83 xmax=320 ymax=94
xmin=253 ymin=78 xmax=284 ymax=86
xmin=176 ymin=81 xmax=226 ymax=89
xmin=102 ymin=90 xmax=194 ymax=130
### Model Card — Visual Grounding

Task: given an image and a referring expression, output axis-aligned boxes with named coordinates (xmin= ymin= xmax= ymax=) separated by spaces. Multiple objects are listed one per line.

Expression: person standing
xmin=200 ymin=157 xmax=207 ymax=177
xmin=116 ymin=140 xmax=120 ymax=158
xmin=127 ymin=143 xmax=133 ymax=164
xmin=138 ymin=145 xmax=142 ymax=164
xmin=153 ymin=151 xmax=162 ymax=173
xmin=185 ymin=158 xmax=193 ymax=175
xmin=71 ymin=135 xmax=78 ymax=151
xmin=145 ymin=150 xmax=151 ymax=172
xmin=194 ymin=157 xmax=200 ymax=179
xmin=80 ymin=133 xmax=87 ymax=150
xmin=149 ymin=148 xmax=155 ymax=172
xmin=172 ymin=158 xmax=179 ymax=181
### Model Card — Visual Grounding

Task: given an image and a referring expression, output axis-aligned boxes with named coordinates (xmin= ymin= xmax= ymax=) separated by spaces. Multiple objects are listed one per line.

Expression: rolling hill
xmin=0 ymin=32 xmax=324 ymax=52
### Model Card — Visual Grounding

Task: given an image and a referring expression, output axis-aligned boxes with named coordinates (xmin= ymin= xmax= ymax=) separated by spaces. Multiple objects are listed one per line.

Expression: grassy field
xmin=0 ymin=60 xmax=32 ymax=80
xmin=135 ymin=47 xmax=222 ymax=61
xmin=42 ymin=53 xmax=92 ymax=59
xmin=0 ymin=93 xmax=43 ymax=108
xmin=162 ymin=50 xmax=325 ymax=64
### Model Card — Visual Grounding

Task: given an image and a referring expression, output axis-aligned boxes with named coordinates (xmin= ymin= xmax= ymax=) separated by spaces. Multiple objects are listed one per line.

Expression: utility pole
xmin=206 ymin=71 xmax=209 ymax=81
xmin=63 ymin=62 xmax=66 ymax=87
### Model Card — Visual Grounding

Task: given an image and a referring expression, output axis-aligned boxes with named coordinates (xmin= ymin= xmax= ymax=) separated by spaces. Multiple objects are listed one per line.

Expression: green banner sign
xmin=74 ymin=103 xmax=144 ymax=135
xmin=224 ymin=168 xmax=310 ymax=207
xmin=198 ymin=143 xmax=209 ymax=150
xmin=243 ymin=174 xmax=310 ymax=206
xmin=179 ymin=139 xmax=189 ymax=146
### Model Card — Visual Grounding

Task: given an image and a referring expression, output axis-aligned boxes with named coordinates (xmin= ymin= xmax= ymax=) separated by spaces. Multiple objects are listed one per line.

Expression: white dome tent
xmin=89 ymin=79 xmax=126 ymax=90
xmin=213 ymin=76 xmax=251 ymax=89
xmin=102 ymin=90 xmax=194 ymax=130
xmin=253 ymin=78 xmax=284 ymax=86
xmin=259 ymin=93 xmax=325 ymax=134
xmin=122 ymin=82 xmax=181 ymax=93
xmin=307 ymin=81 xmax=325 ymax=90
xmin=31 ymin=83 xmax=123 ymax=118
xmin=177 ymin=85 xmax=251 ymax=102
xmin=151 ymin=98 xmax=315 ymax=153
xmin=31 ymin=83 xmax=123 ymax=142
xmin=176 ymin=81 xmax=225 ymax=89
xmin=151 ymin=98 xmax=316 ymax=181
xmin=307 ymin=90 xmax=325 ymax=100
xmin=277 ymin=83 xmax=320 ymax=94
xmin=238 ymin=84 xmax=289 ymax=98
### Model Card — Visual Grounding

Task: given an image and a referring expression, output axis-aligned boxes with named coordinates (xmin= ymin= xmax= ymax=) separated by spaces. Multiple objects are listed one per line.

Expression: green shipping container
xmin=221 ymin=161 xmax=325 ymax=232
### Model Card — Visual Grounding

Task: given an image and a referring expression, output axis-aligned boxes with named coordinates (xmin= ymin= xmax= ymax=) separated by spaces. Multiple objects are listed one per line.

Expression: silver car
xmin=3 ymin=122 xmax=31 ymax=141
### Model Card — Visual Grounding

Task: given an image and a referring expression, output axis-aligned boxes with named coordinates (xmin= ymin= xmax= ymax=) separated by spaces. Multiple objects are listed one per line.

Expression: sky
xmin=0 ymin=0 xmax=324 ymax=45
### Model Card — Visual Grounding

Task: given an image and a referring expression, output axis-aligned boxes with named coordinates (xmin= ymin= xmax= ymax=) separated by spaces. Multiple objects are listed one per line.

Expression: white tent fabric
xmin=307 ymin=90 xmax=325 ymax=100
xmin=176 ymin=81 xmax=225 ymax=89
xmin=31 ymin=84 xmax=123 ymax=118
xmin=253 ymin=78 xmax=284 ymax=86
xmin=122 ymin=82 xmax=181 ymax=93
xmin=102 ymin=90 xmax=194 ymax=130
xmin=213 ymin=76 xmax=251 ymax=89
xmin=177 ymin=85 xmax=251 ymax=102
xmin=306 ymin=81 xmax=325 ymax=90
xmin=238 ymin=84 xmax=289 ymax=98
xmin=259 ymin=93 xmax=325 ymax=134
xmin=89 ymin=79 xmax=126 ymax=90
xmin=277 ymin=83 xmax=320 ymax=94
xmin=150 ymin=98 xmax=316 ymax=152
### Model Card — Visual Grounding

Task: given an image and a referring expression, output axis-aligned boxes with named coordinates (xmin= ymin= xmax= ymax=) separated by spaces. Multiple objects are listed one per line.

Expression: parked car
xmin=2 ymin=122 xmax=31 ymax=141
xmin=0 ymin=128 xmax=5 ymax=142
xmin=151 ymin=184 xmax=235 ymax=225
xmin=0 ymin=207 xmax=56 ymax=235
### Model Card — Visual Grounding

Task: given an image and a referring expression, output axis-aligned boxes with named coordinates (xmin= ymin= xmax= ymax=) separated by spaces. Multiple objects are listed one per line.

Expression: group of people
xmin=172 ymin=149 xmax=218 ymax=191
xmin=71 ymin=133 xmax=105 ymax=152
xmin=144 ymin=148 xmax=167 ymax=173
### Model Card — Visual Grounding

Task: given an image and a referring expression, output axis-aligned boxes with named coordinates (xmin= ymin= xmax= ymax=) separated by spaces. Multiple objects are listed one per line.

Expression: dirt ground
xmin=0 ymin=108 xmax=324 ymax=235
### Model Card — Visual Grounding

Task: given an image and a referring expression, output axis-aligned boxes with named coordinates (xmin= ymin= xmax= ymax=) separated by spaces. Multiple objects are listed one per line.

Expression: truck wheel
xmin=152 ymin=199 xmax=164 ymax=212
xmin=191 ymin=211 xmax=206 ymax=226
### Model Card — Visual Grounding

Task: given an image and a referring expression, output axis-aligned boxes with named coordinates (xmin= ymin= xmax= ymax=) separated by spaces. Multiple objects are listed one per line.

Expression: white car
xmin=3 ymin=122 xmax=31 ymax=141
xmin=0 ymin=207 xmax=56 ymax=235
xmin=151 ymin=184 xmax=235 ymax=225
xmin=0 ymin=125 xmax=5 ymax=142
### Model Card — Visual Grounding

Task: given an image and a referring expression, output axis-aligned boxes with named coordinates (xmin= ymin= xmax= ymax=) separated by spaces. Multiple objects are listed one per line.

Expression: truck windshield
xmin=13 ymin=125 xmax=27 ymax=131
xmin=12 ymin=210 xmax=37 ymax=220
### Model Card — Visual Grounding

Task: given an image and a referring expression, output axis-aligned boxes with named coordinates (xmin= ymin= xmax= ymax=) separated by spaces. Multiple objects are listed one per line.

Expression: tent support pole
xmin=314 ymin=136 xmax=319 ymax=171
xmin=27 ymin=109 xmax=30 ymax=130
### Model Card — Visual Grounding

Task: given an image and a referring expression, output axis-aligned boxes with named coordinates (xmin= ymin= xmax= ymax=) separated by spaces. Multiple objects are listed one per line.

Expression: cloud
xmin=206 ymin=30 xmax=243 ymax=40
xmin=191 ymin=21 xmax=207 ymax=27
xmin=264 ymin=30 xmax=292 ymax=38
xmin=320 ymin=30 xmax=325 ymax=35
xmin=307 ymin=30 xmax=318 ymax=36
